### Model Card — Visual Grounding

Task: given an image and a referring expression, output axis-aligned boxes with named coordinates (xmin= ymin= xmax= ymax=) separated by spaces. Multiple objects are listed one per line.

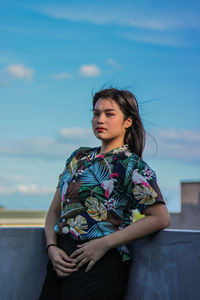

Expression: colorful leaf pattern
xmin=54 ymin=144 xmax=165 ymax=261
xmin=85 ymin=196 xmax=107 ymax=221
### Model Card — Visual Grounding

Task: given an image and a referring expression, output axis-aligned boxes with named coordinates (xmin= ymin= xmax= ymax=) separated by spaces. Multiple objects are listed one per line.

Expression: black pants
xmin=39 ymin=235 xmax=131 ymax=300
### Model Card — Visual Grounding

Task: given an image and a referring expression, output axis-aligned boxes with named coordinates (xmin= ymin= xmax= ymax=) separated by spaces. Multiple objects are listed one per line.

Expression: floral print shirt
xmin=55 ymin=144 xmax=165 ymax=261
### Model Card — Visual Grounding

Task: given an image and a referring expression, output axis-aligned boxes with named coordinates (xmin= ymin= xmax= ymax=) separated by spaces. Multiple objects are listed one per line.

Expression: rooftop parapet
xmin=0 ymin=228 xmax=200 ymax=300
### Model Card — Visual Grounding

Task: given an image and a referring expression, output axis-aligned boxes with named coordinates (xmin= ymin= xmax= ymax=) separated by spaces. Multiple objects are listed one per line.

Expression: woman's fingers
xmin=48 ymin=246 xmax=70 ymax=261
xmin=69 ymin=239 xmax=108 ymax=272
xmin=55 ymin=268 xmax=75 ymax=278
xmin=55 ymin=259 xmax=77 ymax=269
xmin=54 ymin=263 xmax=78 ymax=274
xmin=55 ymin=270 xmax=68 ymax=278
xmin=53 ymin=257 xmax=79 ymax=277
xmin=48 ymin=247 xmax=79 ymax=277
xmin=60 ymin=253 xmax=76 ymax=266
xmin=70 ymin=248 xmax=83 ymax=259
xmin=76 ymin=257 xmax=89 ymax=269
xmin=85 ymin=260 xmax=96 ymax=272
xmin=53 ymin=254 xmax=76 ymax=268
xmin=60 ymin=248 xmax=75 ymax=262
xmin=73 ymin=252 xmax=86 ymax=264
xmin=70 ymin=247 xmax=97 ymax=269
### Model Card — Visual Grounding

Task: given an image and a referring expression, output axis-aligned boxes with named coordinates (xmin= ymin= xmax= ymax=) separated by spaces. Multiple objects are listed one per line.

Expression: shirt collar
xmin=76 ymin=144 xmax=131 ymax=171
xmin=95 ymin=144 xmax=130 ymax=158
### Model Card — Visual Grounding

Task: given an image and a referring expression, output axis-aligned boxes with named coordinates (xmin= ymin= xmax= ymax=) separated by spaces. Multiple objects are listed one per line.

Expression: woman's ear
xmin=125 ymin=116 xmax=132 ymax=129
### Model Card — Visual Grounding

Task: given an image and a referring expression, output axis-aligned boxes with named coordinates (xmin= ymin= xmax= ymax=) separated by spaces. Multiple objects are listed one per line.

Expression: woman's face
xmin=92 ymin=98 xmax=132 ymax=146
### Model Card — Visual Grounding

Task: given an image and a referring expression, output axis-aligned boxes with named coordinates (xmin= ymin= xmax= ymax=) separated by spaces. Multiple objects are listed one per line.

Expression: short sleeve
xmin=56 ymin=173 xmax=62 ymax=189
xmin=56 ymin=147 xmax=81 ymax=190
xmin=126 ymin=158 xmax=166 ymax=214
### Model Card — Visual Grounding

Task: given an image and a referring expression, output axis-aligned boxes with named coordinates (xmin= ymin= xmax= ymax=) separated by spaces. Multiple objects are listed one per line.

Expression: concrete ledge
xmin=0 ymin=228 xmax=200 ymax=300
xmin=0 ymin=227 xmax=47 ymax=300
xmin=127 ymin=229 xmax=200 ymax=300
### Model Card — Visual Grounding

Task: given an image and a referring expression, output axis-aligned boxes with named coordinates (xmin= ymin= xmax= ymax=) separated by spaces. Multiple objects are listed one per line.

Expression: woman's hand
xmin=70 ymin=238 xmax=109 ymax=272
xmin=48 ymin=246 xmax=78 ymax=278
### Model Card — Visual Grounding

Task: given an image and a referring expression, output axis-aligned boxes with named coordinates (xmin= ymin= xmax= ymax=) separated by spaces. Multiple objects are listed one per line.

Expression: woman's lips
xmin=96 ymin=127 xmax=106 ymax=132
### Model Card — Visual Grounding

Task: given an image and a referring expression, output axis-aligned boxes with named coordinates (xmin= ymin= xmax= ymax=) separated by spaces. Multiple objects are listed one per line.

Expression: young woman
xmin=39 ymin=88 xmax=170 ymax=300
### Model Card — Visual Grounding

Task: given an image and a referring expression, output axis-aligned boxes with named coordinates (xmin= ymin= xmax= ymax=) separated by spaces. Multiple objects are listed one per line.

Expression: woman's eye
xmin=106 ymin=113 xmax=114 ymax=117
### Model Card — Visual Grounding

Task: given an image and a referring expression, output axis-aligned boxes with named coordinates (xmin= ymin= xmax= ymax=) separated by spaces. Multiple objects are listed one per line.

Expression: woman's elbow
xmin=146 ymin=203 xmax=171 ymax=230
xmin=159 ymin=210 xmax=171 ymax=230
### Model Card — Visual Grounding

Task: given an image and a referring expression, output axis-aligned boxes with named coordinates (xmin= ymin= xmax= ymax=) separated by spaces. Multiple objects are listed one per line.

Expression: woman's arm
xmin=45 ymin=189 xmax=78 ymax=277
xmin=103 ymin=202 xmax=170 ymax=248
xmin=44 ymin=188 xmax=61 ymax=246
xmin=71 ymin=203 xmax=170 ymax=271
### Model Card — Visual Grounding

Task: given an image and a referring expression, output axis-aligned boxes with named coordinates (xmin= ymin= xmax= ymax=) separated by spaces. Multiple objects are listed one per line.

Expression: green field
xmin=0 ymin=209 xmax=47 ymax=218
xmin=0 ymin=209 xmax=47 ymax=226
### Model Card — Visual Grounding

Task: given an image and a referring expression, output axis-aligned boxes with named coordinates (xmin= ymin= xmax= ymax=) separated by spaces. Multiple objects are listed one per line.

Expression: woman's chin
xmin=95 ymin=135 xmax=104 ymax=141
xmin=94 ymin=132 xmax=106 ymax=139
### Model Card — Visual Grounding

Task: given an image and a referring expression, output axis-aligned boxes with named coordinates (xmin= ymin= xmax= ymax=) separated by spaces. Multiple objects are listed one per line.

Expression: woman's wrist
xmin=46 ymin=243 xmax=57 ymax=254
xmin=101 ymin=234 xmax=116 ymax=251
xmin=101 ymin=228 xmax=130 ymax=250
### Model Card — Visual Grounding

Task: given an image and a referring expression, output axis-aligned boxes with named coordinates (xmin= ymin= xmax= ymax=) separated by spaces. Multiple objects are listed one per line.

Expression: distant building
xmin=169 ymin=181 xmax=200 ymax=230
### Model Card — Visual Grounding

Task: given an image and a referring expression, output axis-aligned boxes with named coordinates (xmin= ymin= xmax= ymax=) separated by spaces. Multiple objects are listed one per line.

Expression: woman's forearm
xmin=102 ymin=203 xmax=170 ymax=251
xmin=44 ymin=189 xmax=61 ymax=246
xmin=45 ymin=209 xmax=59 ymax=246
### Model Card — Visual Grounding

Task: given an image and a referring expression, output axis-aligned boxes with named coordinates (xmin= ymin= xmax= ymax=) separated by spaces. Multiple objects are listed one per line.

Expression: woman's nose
xmin=97 ymin=113 xmax=105 ymax=123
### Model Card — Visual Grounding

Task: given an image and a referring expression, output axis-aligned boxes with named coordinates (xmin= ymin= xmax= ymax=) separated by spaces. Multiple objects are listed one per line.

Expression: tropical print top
xmin=55 ymin=144 xmax=165 ymax=261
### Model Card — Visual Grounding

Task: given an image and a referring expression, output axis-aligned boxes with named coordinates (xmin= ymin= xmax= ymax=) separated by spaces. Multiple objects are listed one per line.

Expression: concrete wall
xmin=169 ymin=182 xmax=200 ymax=230
xmin=169 ymin=204 xmax=200 ymax=230
xmin=127 ymin=229 xmax=200 ymax=300
xmin=0 ymin=228 xmax=200 ymax=300
xmin=0 ymin=227 xmax=47 ymax=300
xmin=181 ymin=182 xmax=200 ymax=205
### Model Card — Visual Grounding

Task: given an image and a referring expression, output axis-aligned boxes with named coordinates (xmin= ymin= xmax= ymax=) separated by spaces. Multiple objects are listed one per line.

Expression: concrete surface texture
xmin=0 ymin=228 xmax=200 ymax=300
xmin=169 ymin=182 xmax=200 ymax=230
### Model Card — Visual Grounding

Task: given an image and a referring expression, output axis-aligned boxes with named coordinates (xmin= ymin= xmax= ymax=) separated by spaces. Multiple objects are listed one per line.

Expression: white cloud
xmin=0 ymin=128 xmax=98 ymax=160
xmin=1 ymin=64 xmax=34 ymax=85
xmin=58 ymin=127 xmax=97 ymax=144
xmin=0 ymin=138 xmax=74 ymax=159
xmin=52 ymin=72 xmax=72 ymax=80
xmin=59 ymin=127 xmax=92 ymax=138
xmin=106 ymin=58 xmax=122 ymax=70
xmin=79 ymin=64 xmax=100 ymax=77
xmin=5 ymin=64 xmax=33 ymax=80
xmin=0 ymin=174 xmax=30 ymax=184
xmin=35 ymin=4 xmax=200 ymax=31
xmin=1 ymin=128 xmax=199 ymax=164
xmin=119 ymin=32 xmax=187 ymax=47
xmin=155 ymin=129 xmax=200 ymax=143
xmin=145 ymin=129 xmax=200 ymax=163
xmin=0 ymin=184 xmax=54 ymax=195
xmin=17 ymin=184 xmax=54 ymax=195
xmin=0 ymin=186 xmax=15 ymax=195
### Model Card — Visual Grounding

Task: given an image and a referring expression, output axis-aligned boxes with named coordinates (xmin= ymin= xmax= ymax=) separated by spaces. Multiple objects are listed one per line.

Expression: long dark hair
xmin=92 ymin=88 xmax=146 ymax=158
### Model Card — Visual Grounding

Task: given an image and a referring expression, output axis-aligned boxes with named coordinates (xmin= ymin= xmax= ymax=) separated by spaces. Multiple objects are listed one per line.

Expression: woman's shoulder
xmin=124 ymin=151 xmax=156 ymax=177
xmin=65 ymin=146 xmax=99 ymax=164
xmin=132 ymin=156 xmax=157 ymax=181
xmin=73 ymin=146 xmax=99 ymax=156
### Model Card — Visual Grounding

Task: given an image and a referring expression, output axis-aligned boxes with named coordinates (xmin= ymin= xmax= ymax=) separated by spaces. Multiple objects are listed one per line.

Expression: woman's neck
xmin=98 ymin=141 xmax=125 ymax=155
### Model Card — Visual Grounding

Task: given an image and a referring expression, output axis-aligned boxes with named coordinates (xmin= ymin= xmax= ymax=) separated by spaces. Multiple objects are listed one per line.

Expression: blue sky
xmin=0 ymin=0 xmax=199 ymax=212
